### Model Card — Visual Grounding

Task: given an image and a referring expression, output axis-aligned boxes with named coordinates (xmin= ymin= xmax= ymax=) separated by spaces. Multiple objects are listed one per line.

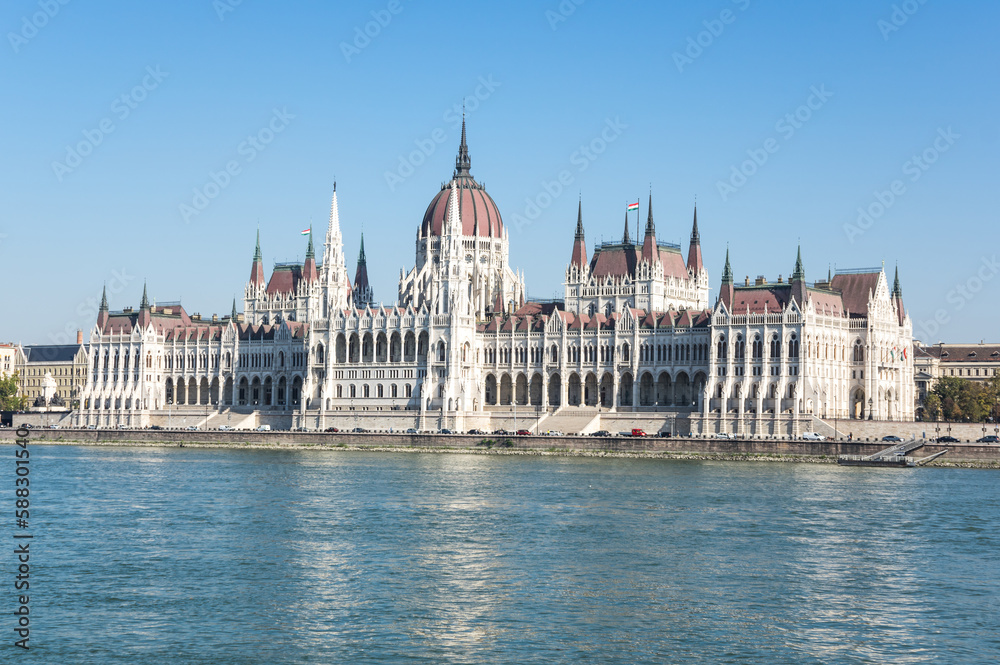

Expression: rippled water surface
xmin=8 ymin=445 xmax=1000 ymax=663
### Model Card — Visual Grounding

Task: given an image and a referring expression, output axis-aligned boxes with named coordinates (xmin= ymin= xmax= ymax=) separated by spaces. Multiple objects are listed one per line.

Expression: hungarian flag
xmin=301 ymin=228 xmax=311 ymax=235
xmin=627 ymin=201 xmax=639 ymax=212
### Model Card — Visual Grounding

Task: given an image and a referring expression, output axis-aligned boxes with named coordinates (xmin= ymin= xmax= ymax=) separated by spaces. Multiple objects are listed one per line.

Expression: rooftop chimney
xmin=76 ymin=330 xmax=83 ymax=344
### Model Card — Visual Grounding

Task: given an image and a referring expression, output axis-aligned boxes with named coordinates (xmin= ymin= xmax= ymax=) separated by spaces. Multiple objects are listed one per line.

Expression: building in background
xmin=16 ymin=337 xmax=89 ymax=408
xmin=0 ymin=343 xmax=15 ymax=378
xmin=913 ymin=341 xmax=1000 ymax=412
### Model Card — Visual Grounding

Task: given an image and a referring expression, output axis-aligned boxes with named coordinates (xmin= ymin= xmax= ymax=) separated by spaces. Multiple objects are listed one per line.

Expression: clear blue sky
xmin=1 ymin=0 xmax=997 ymax=345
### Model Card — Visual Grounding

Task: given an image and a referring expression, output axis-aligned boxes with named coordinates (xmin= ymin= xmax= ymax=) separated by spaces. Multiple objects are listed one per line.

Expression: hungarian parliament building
xmin=75 ymin=122 xmax=915 ymax=435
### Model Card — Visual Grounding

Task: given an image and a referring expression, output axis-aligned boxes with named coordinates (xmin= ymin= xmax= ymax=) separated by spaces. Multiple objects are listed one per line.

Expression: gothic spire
xmin=792 ymin=245 xmax=805 ymax=281
xmin=140 ymin=282 xmax=149 ymax=309
xmin=622 ymin=207 xmax=631 ymax=245
xmin=722 ymin=247 xmax=733 ymax=284
xmin=100 ymin=284 xmax=108 ymax=311
xmin=455 ymin=111 xmax=471 ymax=177
xmin=305 ymin=226 xmax=314 ymax=259
xmin=358 ymin=233 xmax=367 ymax=266
xmin=893 ymin=264 xmax=902 ymax=297
xmin=231 ymin=298 xmax=238 ymax=320
xmin=249 ymin=229 xmax=265 ymax=286
xmin=570 ymin=198 xmax=587 ymax=268
xmin=644 ymin=192 xmax=655 ymax=236
xmin=686 ymin=202 xmax=704 ymax=272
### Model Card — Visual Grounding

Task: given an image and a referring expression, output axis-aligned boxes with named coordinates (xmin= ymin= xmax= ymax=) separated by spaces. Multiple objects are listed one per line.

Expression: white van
xmin=802 ymin=432 xmax=826 ymax=441
xmin=256 ymin=425 xmax=271 ymax=432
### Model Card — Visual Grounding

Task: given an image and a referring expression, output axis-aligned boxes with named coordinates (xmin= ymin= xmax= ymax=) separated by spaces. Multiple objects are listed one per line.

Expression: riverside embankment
xmin=3 ymin=428 xmax=999 ymax=467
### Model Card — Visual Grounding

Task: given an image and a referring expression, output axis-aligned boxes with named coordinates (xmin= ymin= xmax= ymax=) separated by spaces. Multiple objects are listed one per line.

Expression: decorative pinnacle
xmin=306 ymin=226 xmax=314 ymax=259
xmin=231 ymin=298 xmax=238 ymax=320
xmin=140 ymin=282 xmax=149 ymax=309
xmin=100 ymin=284 xmax=108 ymax=311
xmin=254 ymin=228 xmax=262 ymax=262
xmin=691 ymin=203 xmax=700 ymax=243
xmin=622 ymin=207 xmax=631 ymax=245
xmin=358 ymin=233 xmax=367 ymax=265
xmin=893 ymin=265 xmax=902 ymax=297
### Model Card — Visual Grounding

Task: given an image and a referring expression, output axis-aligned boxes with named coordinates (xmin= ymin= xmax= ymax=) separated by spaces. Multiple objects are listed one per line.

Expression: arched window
xmin=752 ymin=335 xmax=763 ymax=360
xmin=769 ymin=333 xmax=781 ymax=359
xmin=716 ymin=335 xmax=727 ymax=361
xmin=853 ymin=340 xmax=864 ymax=363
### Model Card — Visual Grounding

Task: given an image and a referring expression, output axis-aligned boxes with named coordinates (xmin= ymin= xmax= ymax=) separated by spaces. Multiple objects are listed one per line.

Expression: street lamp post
xmin=868 ymin=397 xmax=873 ymax=421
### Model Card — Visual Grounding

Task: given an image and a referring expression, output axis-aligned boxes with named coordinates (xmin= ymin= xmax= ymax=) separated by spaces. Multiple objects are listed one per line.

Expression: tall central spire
xmin=455 ymin=112 xmax=471 ymax=177
xmin=641 ymin=193 xmax=659 ymax=264
xmin=622 ymin=208 xmax=631 ymax=245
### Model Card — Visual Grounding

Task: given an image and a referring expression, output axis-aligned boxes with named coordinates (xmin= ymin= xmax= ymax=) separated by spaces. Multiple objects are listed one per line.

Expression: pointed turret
xmin=97 ymin=284 xmax=109 ymax=329
xmin=718 ymin=248 xmax=735 ymax=310
xmin=570 ymin=198 xmax=588 ymax=268
xmin=893 ymin=265 xmax=906 ymax=325
xmin=303 ymin=227 xmax=318 ymax=282
xmin=249 ymin=229 xmax=265 ymax=287
xmin=352 ymin=234 xmax=374 ymax=309
xmin=231 ymin=298 xmax=238 ymax=321
xmin=137 ymin=282 xmax=151 ymax=328
xmin=455 ymin=113 xmax=472 ymax=178
xmin=323 ymin=184 xmax=350 ymax=310
xmin=641 ymin=193 xmax=659 ymax=264
xmin=622 ymin=208 xmax=631 ymax=245
xmin=790 ymin=245 xmax=808 ymax=308
xmin=686 ymin=203 xmax=704 ymax=272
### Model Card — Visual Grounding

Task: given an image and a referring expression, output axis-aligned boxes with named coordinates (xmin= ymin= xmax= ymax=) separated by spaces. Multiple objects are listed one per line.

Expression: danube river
xmin=10 ymin=445 xmax=999 ymax=663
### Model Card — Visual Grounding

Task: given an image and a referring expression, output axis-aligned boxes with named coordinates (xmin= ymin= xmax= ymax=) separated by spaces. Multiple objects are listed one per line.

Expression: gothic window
xmin=853 ymin=340 xmax=864 ymax=363
xmin=769 ymin=334 xmax=781 ymax=360
xmin=752 ymin=335 xmax=763 ymax=360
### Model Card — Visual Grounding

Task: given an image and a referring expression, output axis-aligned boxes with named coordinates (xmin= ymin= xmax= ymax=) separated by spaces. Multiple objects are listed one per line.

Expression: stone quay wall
xmin=2 ymin=428 xmax=998 ymax=462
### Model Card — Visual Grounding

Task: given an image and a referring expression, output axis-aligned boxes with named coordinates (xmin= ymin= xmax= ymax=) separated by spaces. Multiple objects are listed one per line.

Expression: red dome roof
xmin=420 ymin=178 xmax=504 ymax=238
xmin=420 ymin=118 xmax=504 ymax=239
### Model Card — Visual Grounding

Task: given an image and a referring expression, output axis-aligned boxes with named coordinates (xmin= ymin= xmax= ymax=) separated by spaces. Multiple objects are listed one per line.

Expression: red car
xmin=516 ymin=429 xmax=530 ymax=436
xmin=631 ymin=428 xmax=647 ymax=437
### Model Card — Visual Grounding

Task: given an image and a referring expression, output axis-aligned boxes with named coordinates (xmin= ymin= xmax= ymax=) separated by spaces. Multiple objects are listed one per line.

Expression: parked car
xmin=185 ymin=425 xmax=198 ymax=431
xmin=515 ymin=429 xmax=530 ymax=436
xmin=881 ymin=435 xmax=903 ymax=442
xmin=976 ymin=435 xmax=999 ymax=443
xmin=256 ymin=425 xmax=271 ymax=432
xmin=713 ymin=432 xmax=733 ymax=439
xmin=631 ymin=428 xmax=647 ymax=437
xmin=935 ymin=435 xmax=959 ymax=443
xmin=85 ymin=424 xmax=96 ymax=430
xmin=546 ymin=430 xmax=564 ymax=436
xmin=802 ymin=432 xmax=826 ymax=441
xmin=467 ymin=428 xmax=484 ymax=435
xmin=150 ymin=425 xmax=163 ymax=430
xmin=324 ymin=427 xmax=340 ymax=433
xmin=493 ymin=429 xmax=510 ymax=436
xmin=657 ymin=431 xmax=672 ymax=438
xmin=48 ymin=424 xmax=61 ymax=429
xmin=352 ymin=427 xmax=367 ymax=433
xmin=440 ymin=428 xmax=453 ymax=434
xmin=406 ymin=428 xmax=418 ymax=434
xmin=217 ymin=425 xmax=232 ymax=431
xmin=590 ymin=430 xmax=612 ymax=437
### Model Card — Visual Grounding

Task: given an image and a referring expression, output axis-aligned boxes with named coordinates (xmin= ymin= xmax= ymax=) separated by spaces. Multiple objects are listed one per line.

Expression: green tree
xmin=0 ymin=372 xmax=25 ymax=411
xmin=922 ymin=393 xmax=942 ymax=421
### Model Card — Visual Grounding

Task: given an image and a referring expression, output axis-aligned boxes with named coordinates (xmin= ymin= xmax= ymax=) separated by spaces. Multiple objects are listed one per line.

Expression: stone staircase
xmin=535 ymin=407 xmax=602 ymax=435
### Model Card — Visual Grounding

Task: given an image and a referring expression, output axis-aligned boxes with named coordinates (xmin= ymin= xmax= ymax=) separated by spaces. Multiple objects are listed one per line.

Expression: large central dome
xmin=419 ymin=121 xmax=503 ymax=239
